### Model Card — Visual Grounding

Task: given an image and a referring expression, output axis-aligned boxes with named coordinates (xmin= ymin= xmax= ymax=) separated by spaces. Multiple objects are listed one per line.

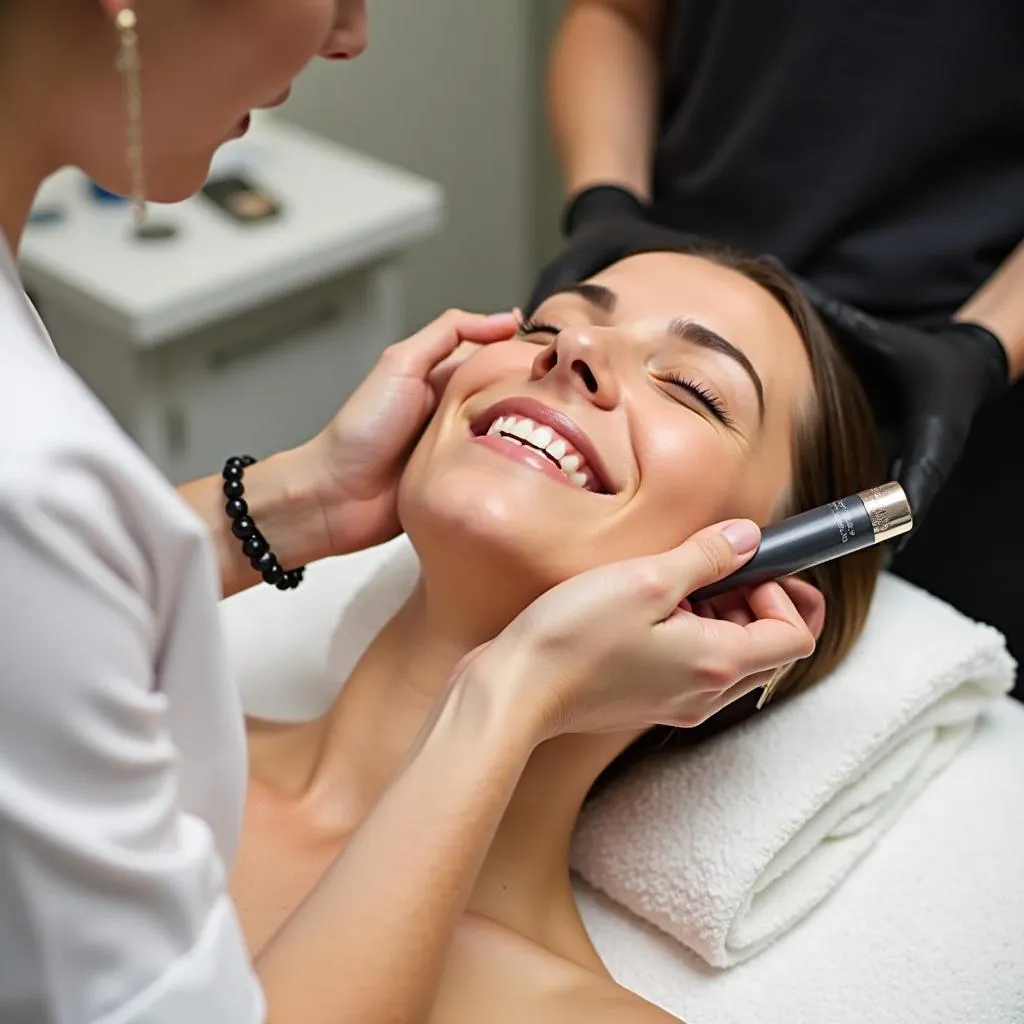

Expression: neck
xmin=262 ymin=574 xmax=634 ymax=970
xmin=0 ymin=7 xmax=65 ymax=252
xmin=0 ymin=97 xmax=54 ymax=256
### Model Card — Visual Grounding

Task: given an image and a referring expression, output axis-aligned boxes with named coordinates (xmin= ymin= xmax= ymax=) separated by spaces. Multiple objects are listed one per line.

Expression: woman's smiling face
xmin=398 ymin=251 xmax=816 ymax=592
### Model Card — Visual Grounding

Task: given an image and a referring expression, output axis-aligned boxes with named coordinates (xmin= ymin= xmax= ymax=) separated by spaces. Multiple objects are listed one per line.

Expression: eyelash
xmin=516 ymin=315 xmax=733 ymax=426
xmin=661 ymin=372 xmax=733 ymax=426
xmin=516 ymin=314 xmax=560 ymax=337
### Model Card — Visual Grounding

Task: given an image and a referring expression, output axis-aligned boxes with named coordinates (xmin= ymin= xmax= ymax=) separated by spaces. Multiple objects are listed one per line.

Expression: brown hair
xmin=714 ymin=245 xmax=886 ymax=694
xmin=534 ymin=237 xmax=886 ymax=785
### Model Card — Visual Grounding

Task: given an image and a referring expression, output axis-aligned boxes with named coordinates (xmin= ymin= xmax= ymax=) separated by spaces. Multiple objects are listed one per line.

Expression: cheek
xmin=398 ymin=341 xmax=538 ymax=493
xmin=447 ymin=341 xmax=538 ymax=395
xmin=184 ymin=1 xmax=330 ymax=111
xmin=633 ymin=417 xmax=796 ymax=542
xmin=135 ymin=1 xmax=330 ymax=184
xmin=625 ymin=420 xmax=754 ymax=548
xmin=253 ymin=0 xmax=335 ymax=71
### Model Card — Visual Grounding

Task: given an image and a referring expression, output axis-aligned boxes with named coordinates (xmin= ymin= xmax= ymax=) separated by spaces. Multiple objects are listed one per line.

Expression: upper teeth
xmin=485 ymin=415 xmax=590 ymax=489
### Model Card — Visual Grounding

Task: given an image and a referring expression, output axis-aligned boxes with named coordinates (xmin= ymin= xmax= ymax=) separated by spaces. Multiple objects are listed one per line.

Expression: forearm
xmin=955 ymin=234 xmax=1024 ymax=380
xmin=257 ymin=671 xmax=540 ymax=1024
xmin=548 ymin=0 xmax=665 ymax=202
xmin=177 ymin=444 xmax=331 ymax=599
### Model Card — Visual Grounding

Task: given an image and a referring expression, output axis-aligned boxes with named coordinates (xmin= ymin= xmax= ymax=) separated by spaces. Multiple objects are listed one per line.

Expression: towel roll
xmin=570 ymin=573 xmax=1016 ymax=967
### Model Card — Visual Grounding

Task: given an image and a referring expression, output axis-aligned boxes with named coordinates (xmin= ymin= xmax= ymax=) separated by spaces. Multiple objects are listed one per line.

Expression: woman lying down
xmin=232 ymin=240 xmax=886 ymax=1022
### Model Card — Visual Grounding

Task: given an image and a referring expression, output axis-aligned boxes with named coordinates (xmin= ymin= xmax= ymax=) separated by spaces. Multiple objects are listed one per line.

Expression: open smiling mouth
xmin=472 ymin=413 xmax=610 ymax=494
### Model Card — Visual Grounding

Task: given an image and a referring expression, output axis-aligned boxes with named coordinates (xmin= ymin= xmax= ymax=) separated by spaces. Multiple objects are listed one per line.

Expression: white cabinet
xmin=19 ymin=115 xmax=444 ymax=484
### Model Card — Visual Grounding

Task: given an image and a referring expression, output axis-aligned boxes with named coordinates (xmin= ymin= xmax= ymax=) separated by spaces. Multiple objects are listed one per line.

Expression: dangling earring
xmin=115 ymin=9 xmax=176 ymax=241
xmin=115 ymin=8 xmax=146 ymax=233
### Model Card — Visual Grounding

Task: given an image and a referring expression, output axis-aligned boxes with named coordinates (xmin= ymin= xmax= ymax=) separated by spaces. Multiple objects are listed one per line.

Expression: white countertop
xmin=19 ymin=114 xmax=444 ymax=345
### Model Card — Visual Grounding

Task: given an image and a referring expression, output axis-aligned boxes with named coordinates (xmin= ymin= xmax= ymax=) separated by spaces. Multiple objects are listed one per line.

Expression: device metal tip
xmin=858 ymin=481 xmax=913 ymax=542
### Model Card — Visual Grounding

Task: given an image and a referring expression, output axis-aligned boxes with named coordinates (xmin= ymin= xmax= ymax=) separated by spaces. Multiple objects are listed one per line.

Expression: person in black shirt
xmin=535 ymin=0 xmax=1024 ymax=696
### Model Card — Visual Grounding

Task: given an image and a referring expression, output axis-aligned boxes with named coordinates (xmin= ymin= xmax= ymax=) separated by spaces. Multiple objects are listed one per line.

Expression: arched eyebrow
xmin=557 ymin=282 xmax=617 ymax=313
xmin=668 ymin=318 xmax=765 ymax=421
xmin=551 ymin=283 xmax=766 ymax=420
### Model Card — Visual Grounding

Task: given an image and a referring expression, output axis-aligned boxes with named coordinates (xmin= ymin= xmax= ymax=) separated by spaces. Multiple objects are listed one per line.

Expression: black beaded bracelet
xmin=222 ymin=456 xmax=306 ymax=591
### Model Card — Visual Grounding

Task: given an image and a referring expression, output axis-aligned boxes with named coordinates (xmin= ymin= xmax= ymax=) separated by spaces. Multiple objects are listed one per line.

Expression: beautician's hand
xmin=306 ymin=309 xmax=518 ymax=554
xmin=798 ymin=281 xmax=1010 ymax=544
xmin=562 ymin=184 xmax=650 ymax=237
xmin=464 ymin=520 xmax=824 ymax=741
xmin=528 ymin=188 xmax=701 ymax=311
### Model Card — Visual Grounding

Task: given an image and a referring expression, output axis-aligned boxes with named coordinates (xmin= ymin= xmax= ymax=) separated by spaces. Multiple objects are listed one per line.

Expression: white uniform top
xmin=0 ymin=236 xmax=265 ymax=1021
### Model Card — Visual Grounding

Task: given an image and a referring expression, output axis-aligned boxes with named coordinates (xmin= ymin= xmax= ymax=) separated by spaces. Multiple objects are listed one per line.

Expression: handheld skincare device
xmin=689 ymin=481 xmax=913 ymax=603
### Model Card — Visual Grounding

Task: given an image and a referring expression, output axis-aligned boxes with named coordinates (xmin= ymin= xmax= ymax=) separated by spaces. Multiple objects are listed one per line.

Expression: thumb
xmin=645 ymin=519 xmax=762 ymax=615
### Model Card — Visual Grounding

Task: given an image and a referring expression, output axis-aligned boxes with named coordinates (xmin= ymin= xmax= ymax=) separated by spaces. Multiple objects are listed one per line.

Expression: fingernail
xmin=720 ymin=519 xmax=760 ymax=556
xmin=487 ymin=311 xmax=517 ymax=322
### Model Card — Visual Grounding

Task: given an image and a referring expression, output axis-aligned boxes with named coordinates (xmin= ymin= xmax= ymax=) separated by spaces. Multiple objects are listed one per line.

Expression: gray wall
xmin=530 ymin=2 xmax=569 ymax=271
xmin=282 ymin=0 xmax=556 ymax=332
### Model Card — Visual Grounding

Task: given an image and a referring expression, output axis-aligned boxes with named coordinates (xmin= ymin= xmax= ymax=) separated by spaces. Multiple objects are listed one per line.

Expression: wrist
xmin=440 ymin=652 xmax=548 ymax=762
xmin=561 ymin=184 xmax=648 ymax=237
xmin=232 ymin=444 xmax=334 ymax=570
xmin=945 ymin=319 xmax=1011 ymax=396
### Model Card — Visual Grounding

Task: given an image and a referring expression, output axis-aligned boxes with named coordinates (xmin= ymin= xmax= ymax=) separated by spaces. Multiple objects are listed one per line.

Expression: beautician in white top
xmin=0 ymin=2 xmax=822 ymax=1021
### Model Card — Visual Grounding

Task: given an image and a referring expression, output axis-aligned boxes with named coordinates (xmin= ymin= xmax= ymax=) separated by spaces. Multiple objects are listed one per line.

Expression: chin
xmin=145 ymin=155 xmax=218 ymax=204
xmin=398 ymin=459 xmax=589 ymax=607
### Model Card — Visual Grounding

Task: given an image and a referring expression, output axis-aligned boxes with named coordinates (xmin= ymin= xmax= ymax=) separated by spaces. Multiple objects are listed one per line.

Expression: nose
xmin=322 ymin=2 xmax=368 ymax=59
xmin=530 ymin=325 xmax=621 ymax=409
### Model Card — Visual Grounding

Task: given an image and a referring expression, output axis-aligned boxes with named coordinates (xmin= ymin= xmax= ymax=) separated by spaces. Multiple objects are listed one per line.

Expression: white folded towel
xmin=574 ymin=701 xmax=1024 ymax=1024
xmin=570 ymin=572 xmax=1016 ymax=968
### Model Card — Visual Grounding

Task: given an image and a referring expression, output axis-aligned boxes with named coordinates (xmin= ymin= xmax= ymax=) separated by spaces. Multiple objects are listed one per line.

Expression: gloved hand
xmin=560 ymin=183 xmax=650 ymax=237
xmin=798 ymin=280 xmax=1010 ymax=545
xmin=529 ymin=189 xmax=700 ymax=311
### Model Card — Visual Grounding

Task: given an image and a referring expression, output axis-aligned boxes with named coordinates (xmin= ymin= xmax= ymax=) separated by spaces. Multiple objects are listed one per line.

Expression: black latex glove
xmin=560 ymin=183 xmax=649 ymax=237
xmin=798 ymin=279 xmax=1010 ymax=546
xmin=529 ymin=191 xmax=701 ymax=312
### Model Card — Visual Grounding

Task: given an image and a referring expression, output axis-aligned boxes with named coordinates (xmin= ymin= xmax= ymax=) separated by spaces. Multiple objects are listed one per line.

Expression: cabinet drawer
xmin=143 ymin=264 xmax=403 ymax=483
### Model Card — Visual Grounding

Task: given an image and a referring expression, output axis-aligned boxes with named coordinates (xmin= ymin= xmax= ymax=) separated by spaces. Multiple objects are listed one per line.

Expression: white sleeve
xmin=0 ymin=457 xmax=265 ymax=1024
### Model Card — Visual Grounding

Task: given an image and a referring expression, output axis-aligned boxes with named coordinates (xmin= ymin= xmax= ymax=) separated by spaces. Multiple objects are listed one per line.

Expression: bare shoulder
xmin=613 ymin=997 xmax=682 ymax=1022
xmin=436 ymin=917 xmax=684 ymax=1024
xmin=536 ymin=961 xmax=682 ymax=1024
xmin=564 ymin=982 xmax=683 ymax=1024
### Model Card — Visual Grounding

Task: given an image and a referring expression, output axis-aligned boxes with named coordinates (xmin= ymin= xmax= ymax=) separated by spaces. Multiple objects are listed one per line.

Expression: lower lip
xmin=233 ymin=113 xmax=252 ymax=138
xmin=471 ymin=434 xmax=580 ymax=489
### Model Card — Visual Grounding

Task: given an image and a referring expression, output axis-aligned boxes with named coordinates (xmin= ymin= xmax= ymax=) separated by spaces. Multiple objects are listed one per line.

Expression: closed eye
xmin=660 ymin=372 xmax=734 ymax=427
xmin=519 ymin=316 xmax=734 ymax=427
xmin=516 ymin=315 xmax=561 ymax=339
